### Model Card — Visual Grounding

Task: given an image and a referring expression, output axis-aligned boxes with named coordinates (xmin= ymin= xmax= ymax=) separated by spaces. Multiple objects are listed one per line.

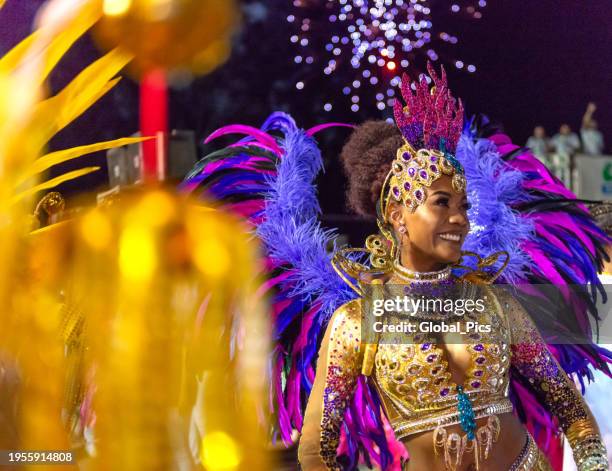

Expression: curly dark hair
xmin=339 ymin=120 xmax=403 ymax=219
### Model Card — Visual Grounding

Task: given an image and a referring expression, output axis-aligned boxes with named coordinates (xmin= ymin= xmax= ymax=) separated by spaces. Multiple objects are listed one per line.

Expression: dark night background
xmin=1 ymin=0 xmax=611 ymax=222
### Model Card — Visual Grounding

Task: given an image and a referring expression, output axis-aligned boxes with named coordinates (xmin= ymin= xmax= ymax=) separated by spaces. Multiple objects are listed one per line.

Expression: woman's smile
xmin=438 ymin=232 xmax=463 ymax=243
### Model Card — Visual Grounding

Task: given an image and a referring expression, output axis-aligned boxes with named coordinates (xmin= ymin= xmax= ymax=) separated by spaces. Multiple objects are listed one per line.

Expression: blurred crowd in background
xmin=527 ymin=102 xmax=606 ymax=188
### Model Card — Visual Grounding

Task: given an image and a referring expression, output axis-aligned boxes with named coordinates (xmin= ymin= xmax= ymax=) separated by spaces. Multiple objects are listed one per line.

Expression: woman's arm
xmin=503 ymin=292 xmax=608 ymax=471
xmin=298 ymin=299 xmax=363 ymax=471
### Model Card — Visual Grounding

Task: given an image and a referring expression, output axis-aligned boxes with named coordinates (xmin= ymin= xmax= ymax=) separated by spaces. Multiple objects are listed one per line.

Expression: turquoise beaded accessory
xmin=456 ymin=385 xmax=476 ymax=441
xmin=433 ymin=385 xmax=501 ymax=470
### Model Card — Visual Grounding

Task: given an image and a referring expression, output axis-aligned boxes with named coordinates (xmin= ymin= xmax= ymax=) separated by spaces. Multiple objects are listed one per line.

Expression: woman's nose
xmin=449 ymin=211 xmax=468 ymax=227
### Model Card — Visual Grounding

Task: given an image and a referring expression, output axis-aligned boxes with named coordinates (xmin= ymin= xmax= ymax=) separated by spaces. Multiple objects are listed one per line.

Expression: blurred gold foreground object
xmin=0 ymin=1 xmax=268 ymax=468
xmin=95 ymin=0 xmax=240 ymax=76
xmin=23 ymin=190 xmax=272 ymax=470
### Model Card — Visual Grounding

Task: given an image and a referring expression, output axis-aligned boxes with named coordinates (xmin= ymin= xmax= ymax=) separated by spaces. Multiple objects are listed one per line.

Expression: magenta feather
xmin=306 ymin=122 xmax=356 ymax=136
xmin=204 ymin=124 xmax=283 ymax=155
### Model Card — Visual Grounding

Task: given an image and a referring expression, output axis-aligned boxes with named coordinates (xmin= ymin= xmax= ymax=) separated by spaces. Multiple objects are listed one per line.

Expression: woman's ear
xmin=387 ymin=202 xmax=404 ymax=231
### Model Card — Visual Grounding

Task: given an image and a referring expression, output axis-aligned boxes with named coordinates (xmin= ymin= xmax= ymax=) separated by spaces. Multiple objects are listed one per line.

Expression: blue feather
xmin=456 ymin=135 xmax=536 ymax=282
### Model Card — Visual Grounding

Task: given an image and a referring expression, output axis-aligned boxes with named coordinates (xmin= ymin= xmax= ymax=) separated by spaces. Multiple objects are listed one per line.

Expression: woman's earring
xmin=398 ymin=225 xmax=408 ymax=247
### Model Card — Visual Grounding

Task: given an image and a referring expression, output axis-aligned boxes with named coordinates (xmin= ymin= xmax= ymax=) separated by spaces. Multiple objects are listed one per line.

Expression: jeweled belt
xmin=509 ymin=432 xmax=540 ymax=471
xmin=392 ymin=397 xmax=514 ymax=440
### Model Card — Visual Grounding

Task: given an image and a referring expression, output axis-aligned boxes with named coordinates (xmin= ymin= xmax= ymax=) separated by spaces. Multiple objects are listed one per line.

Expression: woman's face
xmin=390 ymin=175 xmax=470 ymax=269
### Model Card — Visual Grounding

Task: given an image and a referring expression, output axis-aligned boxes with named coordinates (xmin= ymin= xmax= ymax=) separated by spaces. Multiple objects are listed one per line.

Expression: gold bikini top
xmin=362 ymin=279 xmax=514 ymax=439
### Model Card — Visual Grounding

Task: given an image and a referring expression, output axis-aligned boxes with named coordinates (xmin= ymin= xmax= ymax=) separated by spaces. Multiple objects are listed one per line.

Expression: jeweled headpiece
xmin=332 ymin=65 xmax=469 ymax=282
xmin=380 ymin=63 xmax=466 ymax=221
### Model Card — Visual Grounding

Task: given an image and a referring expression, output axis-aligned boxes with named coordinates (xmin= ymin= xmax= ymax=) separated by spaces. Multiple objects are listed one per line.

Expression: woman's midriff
xmin=401 ymin=412 xmax=527 ymax=471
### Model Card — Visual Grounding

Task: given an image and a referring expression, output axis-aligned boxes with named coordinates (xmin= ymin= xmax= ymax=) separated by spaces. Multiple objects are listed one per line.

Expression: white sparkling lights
xmin=289 ymin=0 xmax=486 ymax=113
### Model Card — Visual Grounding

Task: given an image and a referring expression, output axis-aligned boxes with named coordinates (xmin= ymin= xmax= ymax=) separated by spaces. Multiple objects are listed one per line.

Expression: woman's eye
xmin=463 ymin=202 xmax=472 ymax=210
xmin=435 ymin=198 xmax=449 ymax=206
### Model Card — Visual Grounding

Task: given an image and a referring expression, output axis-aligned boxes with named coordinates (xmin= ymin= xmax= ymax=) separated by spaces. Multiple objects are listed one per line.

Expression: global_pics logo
xmin=602 ymin=162 xmax=612 ymax=195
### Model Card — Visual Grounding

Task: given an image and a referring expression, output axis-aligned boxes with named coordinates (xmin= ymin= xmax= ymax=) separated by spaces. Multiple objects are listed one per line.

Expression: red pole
xmin=140 ymin=69 xmax=168 ymax=181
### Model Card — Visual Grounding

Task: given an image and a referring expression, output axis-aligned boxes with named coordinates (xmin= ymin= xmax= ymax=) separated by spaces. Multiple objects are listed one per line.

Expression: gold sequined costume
xmin=298 ymin=64 xmax=608 ymax=471
xmin=298 ymin=273 xmax=606 ymax=470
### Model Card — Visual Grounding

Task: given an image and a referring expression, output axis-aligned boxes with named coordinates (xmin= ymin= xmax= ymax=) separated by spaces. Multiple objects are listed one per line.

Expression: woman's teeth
xmin=439 ymin=233 xmax=461 ymax=242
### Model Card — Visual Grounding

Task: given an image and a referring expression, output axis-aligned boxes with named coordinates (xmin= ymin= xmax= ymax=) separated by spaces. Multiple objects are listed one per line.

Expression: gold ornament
xmin=453 ymin=250 xmax=510 ymax=284
xmin=382 ymin=140 xmax=467 ymax=218
xmin=95 ymin=0 xmax=240 ymax=76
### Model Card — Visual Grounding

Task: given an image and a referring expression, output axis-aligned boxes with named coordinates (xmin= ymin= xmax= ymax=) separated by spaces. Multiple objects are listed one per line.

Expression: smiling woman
xmin=296 ymin=65 xmax=610 ymax=471
xmin=181 ymin=61 xmax=611 ymax=469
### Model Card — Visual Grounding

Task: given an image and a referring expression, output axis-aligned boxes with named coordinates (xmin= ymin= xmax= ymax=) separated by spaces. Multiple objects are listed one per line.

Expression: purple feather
xmin=456 ymin=134 xmax=535 ymax=282
xmin=459 ymin=123 xmax=612 ymax=466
